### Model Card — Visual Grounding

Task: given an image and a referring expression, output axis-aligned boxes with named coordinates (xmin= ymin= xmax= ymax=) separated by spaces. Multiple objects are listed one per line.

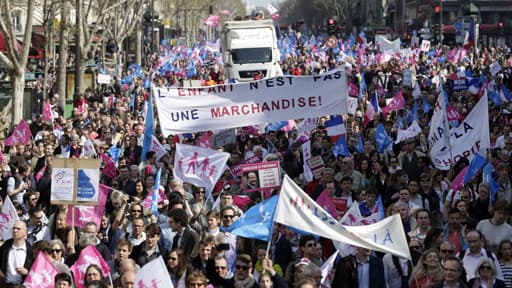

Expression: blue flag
xmin=141 ymin=87 xmax=154 ymax=162
xmin=482 ymin=163 xmax=499 ymax=203
xmin=489 ymin=91 xmax=501 ymax=107
xmin=376 ymin=123 xmax=392 ymax=154
xmin=422 ymin=97 xmax=432 ymax=113
xmin=356 ymin=134 xmax=364 ymax=153
xmin=359 ymin=74 xmax=366 ymax=100
xmin=144 ymin=76 xmax=151 ymax=90
xmin=502 ymin=85 xmax=511 ymax=101
xmin=266 ymin=121 xmax=288 ymax=133
xmin=397 ymin=115 xmax=404 ymax=129
xmin=224 ymin=195 xmax=279 ymax=241
xmin=333 ymin=136 xmax=351 ymax=157
xmin=463 ymin=153 xmax=487 ymax=185
xmin=151 ymin=168 xmax=161 ymax=216
xmin=107 ymin=146 xmax=121 ymax=164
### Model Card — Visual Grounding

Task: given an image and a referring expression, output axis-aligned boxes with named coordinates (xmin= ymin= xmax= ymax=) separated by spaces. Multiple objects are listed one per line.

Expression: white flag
xmin=275 ymin=175 xmax=411 ymax=260
xmin=430 ymin=91 xmax=490 ymax=170
xmin=81 ymin=139 xmax=97 ymax=158
xmin=320 ymin=251 xmax=338 ymax=288
xmin=0 ymin=196 xmax=19 ymax=240
xmin=428 ymin=92 xmax=451 ymax=170
xmin=395 ymin=121 xmax=422 ymax=144
xmin=266 ymin=3 xmax=278 ymax=15
xmin=135 ymin=256 xmax=174 ymax=288
xmin=150 ymin=135 xmax=167 ymax=160
xmin=173 ymin=144 xmax=230 ymax=193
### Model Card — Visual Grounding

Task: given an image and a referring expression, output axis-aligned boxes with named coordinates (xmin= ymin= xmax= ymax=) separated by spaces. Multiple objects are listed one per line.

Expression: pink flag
xmin=196 ymin=133 xmax=212 ymax=149
xmin=101 ymin=153 xmax=117 ymax=178
xmin=66 ymin=184 xmax=109 ymax=228
xmin=348 ymin=82 xmax=359 ymax=97
xmin=142 ymin=187 xmax=167 ymax=209
xmin=42 ymin=99 xmax=53 ymax=122
xmin=233 ymin=195 xmax=253 ymax=210
xmin=23 ymin=252 xmax=59 ymax=288
xmin=450 ymin=166 xmax=468 ymax=192
xmin=316 ymin=190 xmax=339 ymax=218
xmin=35 ymin=164 xmax=47 ymax=182
xmin=381 ymin=90 xmax=405 ymax=115
xmin=446 ymin=104 xmax=464 ymax=121
xmin=70 ymin=246 xmax=111 ymax=288
xmin=281 ymin=120 xmax=297 ymax=132
xmin=4 ymin=119 xmax=32 ymax=146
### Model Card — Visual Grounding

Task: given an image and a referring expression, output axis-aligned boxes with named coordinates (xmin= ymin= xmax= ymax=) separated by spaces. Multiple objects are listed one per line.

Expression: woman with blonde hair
xmin=468 ymin=258 xmax=507 ymax=288
xmin=410 ymin=249 xmax=444 ymax=288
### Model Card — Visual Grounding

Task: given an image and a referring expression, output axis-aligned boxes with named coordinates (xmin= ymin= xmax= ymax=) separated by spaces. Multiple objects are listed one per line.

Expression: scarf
xmin=234 ymin=275 xmax=255 ymax=288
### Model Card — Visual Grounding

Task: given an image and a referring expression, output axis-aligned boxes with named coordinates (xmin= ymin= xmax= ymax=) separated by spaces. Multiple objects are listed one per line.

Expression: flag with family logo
xmin=382 ymin=90 xmax=405 ymax=115
xmin=70 ymin=246 xmax=111 ymax=288
xmin=0 ymin=196 xmax=19 ymax=240
xmin=375 ymin=123 xmax=392 ymax=154
xmin=135 ymin=256 xmax=174 ymax=288
xmin=463 ymin=153 xmax=487 ymax=185
xmin=275 ymin=175 xmax=411 ymax=260
xmin=482 ymin=162 xmax=499 ymax=203
xmin=173 ymin=144 xmax=230 ymax=194
xmin=66 ymin=184 xmax=109 ymax=228
xmin=320 ymin=251 xmax=338 ymax=288
xmin=23 ymin=252 xmax=59 ymax=288
xmin=42 ymin=99 xmax=53 ymax=122
xmin=332 ymin=136 xmax=350 ymax=157
xmin=4 ymin=119 xmax=32 ymax=146
xmin=224 ymin=195 xmax=279 ymax=241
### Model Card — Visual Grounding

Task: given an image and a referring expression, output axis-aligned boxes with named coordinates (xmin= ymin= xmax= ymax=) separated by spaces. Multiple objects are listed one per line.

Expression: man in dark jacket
xmin=0 ymin=221 xmax=34 ymax=287
xmin=332 ymin=247 xmax=385 ymax=288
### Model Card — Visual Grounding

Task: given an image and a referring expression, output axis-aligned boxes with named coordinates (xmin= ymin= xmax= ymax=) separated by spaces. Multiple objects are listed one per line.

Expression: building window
xmin=11 ymin=10 xmax=23 ymax=32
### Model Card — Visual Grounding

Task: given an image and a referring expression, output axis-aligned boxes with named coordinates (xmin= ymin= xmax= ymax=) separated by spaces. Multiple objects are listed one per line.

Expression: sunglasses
xmin=480 ymin=265 xmax=492 ymax=270
xmin=223 ymin=215 xmax=235 ymax=219
xmin=215 ymin=266 xmax=227 ymax=270
xmin=51 ymin=249 xmax=62 ymax=253
xmin=410 ymin=246 xmax=421 ymax=249
xmin=236 ymin=265 xmax=249 ymax=271
xmin=441 ymin=249 xmax=454 ymax=253
xmin=305 ymin=243 xmax=316 ymax=247
xmin=131 ymin=210 xmax=142 ymax=213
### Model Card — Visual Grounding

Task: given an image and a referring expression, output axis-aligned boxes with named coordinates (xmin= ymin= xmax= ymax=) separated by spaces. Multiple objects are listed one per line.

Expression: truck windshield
xmin=231 ymin=48 xmax=272 ymax=64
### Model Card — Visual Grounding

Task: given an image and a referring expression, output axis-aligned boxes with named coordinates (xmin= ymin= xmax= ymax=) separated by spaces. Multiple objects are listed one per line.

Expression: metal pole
xmin=151 ymin=0 xmax=154 ymax=53
xmin=440 ymin=0 xmax=443 ymax=44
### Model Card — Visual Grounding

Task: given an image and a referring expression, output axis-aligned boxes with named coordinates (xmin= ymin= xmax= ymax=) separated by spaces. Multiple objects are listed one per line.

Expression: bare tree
xmin=56 ymin=0 xmax=70 ymax=110
xmin=0 ymin=0 xmax=35 ymax=125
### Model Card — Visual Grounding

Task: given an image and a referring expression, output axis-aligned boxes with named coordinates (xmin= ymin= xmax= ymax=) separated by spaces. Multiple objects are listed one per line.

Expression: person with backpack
xmin=458 ymin=230 xmax=504 ymax=282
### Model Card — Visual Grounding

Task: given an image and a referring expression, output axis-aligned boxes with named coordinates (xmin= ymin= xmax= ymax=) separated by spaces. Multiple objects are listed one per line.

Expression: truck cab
xmin=221 ymin=19 xmax=283 ymax=82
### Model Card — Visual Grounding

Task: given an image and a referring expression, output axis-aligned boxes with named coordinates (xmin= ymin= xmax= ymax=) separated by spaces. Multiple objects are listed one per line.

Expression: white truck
xmin=221 ymin=19 xmax=283 ymax=82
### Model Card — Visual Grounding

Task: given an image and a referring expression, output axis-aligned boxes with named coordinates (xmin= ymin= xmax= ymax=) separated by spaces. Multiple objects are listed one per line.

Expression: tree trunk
xmin=136 ymin=22 xmax=142 ymax=65
xmin=74 ymin=0 xmax=83 ymax=99
xmin=57 ymin=0 xmax=70 ymax=111
xmin=12 ymin=70 xmax=25 ymax=124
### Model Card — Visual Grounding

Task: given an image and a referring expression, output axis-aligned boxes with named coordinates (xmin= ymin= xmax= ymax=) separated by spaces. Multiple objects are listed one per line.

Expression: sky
xmin=245 ymin=0 xmax=281 ymax=12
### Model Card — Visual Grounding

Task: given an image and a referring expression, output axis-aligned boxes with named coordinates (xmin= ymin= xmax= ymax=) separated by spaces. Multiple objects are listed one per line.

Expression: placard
xmin=51 ymin=159 xmax=101 ymax=206
xmin=240 ymin=161 xmax=281 ymax=192
xmin=97 ymin=74 xmax=112 ymax=84
xmin=306 ymin=155 xmax=325 ymax=180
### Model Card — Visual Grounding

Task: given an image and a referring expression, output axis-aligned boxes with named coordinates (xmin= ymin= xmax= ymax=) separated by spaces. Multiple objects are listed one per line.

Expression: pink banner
xmin=233 ymin=195 xmax=253 ymax=210
xmin=66 ymin=184 xmax=109 ymax=228
xmin=230 ymin=155 xmax=261 ymax=179
xmin=348 ymin=82 xmax=359 ymax=97
xmin=23 ymin=252 xmax=59 ymax=288
xmin=4 ymin=119 xmax=32 ymax=146
xmin=101 ymin=153 xmax=117 ymax=178
xmin=70 ymin=246 xmax=111 ymax=288
xmin=382 ymin=90 xmax=405 ymax=115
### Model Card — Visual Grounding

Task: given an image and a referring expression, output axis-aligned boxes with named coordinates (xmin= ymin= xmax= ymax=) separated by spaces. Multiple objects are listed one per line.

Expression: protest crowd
xmin=1 ymin=14 xmax=512 ymax=288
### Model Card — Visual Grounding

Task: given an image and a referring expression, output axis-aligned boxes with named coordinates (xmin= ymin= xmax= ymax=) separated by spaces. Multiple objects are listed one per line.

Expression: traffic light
xmin=434 ymin=6 xmax=441 ymax=13
xmin=499 ymin=22 xmax=504 ymax=35
xmin=327 ymin=18 xmax=337 ymax=35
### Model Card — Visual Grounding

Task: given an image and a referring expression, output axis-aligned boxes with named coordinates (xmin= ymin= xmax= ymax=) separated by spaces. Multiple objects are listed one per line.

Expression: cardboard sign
xmin=240 ymin=161 xmax=281 ymax=192
xmin=306 ymin=155 xmax=325 ymax=180
xmin=403 ymin=69 xmax=412 ymax=87
xmin=490 ymin=61 xmax=502 ymax=76
xmin=420 ymin=40 xmax=430 ymax=52
xmin=51 ymin=159 xmax=101 ymax=206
